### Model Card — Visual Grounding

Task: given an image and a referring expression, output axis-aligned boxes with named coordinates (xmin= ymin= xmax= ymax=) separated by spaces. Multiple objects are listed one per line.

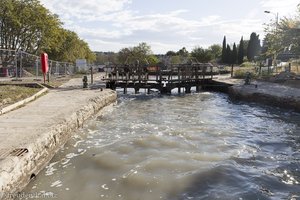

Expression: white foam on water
xmin=50 ymin=180 xmax=62 ymax=188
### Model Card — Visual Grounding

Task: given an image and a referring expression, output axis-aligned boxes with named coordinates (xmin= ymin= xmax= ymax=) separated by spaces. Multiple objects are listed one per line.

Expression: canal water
xmin=24 ymin=92 xmax=300 ymax=200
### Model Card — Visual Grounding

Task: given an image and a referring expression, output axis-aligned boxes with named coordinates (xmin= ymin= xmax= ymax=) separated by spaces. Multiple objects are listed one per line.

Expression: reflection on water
xmin=24 ymin=92 xmax=300 ymax=200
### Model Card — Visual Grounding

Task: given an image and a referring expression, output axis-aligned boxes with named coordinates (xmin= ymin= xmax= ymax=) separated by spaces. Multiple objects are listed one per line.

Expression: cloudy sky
xmin=40 ymin=0 xmax=299 ymax=54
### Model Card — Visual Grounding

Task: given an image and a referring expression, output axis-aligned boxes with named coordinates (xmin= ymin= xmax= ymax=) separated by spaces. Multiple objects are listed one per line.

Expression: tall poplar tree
xmin=232 ymin=43 xmax=238 ymax=64
xmin=247 ymin=32 xmax=261 ymax=61
xmin=225 ymin=44 xmax=231 ymax=64
xmin=221 ymin=36 xmax=226 ymax=63
xmin=238 ymin=37 xmax=244 ymax=64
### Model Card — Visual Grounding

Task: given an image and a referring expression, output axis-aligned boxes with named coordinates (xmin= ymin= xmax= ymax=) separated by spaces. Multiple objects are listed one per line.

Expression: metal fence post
xmin=35 ymin=58 xmax=39 ymax=78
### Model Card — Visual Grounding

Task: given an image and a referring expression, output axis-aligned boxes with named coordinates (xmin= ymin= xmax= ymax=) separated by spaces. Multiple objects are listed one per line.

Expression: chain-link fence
xmin=0 ymin=49 xmax=75 ymax=78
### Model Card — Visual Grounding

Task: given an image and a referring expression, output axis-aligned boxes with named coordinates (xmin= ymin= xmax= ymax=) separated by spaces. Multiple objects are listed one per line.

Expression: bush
xmin=234 ymin=67 xmax=256 ymax=79
xmin=240 ymin=62 xmax=257 ymax=68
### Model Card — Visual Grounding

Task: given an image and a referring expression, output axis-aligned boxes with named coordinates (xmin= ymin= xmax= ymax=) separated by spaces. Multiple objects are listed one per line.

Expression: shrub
xmin=234 ymin=67 xmax=256 ymax=79
xmin=240 ymin=62 xmax=257 ymax=68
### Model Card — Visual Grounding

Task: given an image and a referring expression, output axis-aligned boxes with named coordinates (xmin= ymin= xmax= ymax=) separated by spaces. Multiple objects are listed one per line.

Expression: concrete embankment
xmin=210 ymin=76 xmax=300 ymax=112
xmin=228 ymin=81 xmax=300 ymax=112
xmin=0 ymin=78 xmax=117 ymax=199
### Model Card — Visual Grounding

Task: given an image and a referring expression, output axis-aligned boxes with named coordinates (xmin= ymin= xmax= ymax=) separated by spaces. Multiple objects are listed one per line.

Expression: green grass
xmin=0 ymin=86 xmax=41 ymax=108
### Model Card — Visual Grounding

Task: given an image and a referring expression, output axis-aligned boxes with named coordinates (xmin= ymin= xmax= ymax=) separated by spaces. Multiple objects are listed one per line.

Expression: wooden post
xmin=259 ymin=63 xmax=262 ymax=76
xmin=90 ymin=66 xmax=94 ymax=84
xmin=211 ymin=65 xmax=213 ymax=79
xmin=134 ymin=87 xmax=139 ymax=94
xmin=185 ymin=86 xmax=191 ymax=93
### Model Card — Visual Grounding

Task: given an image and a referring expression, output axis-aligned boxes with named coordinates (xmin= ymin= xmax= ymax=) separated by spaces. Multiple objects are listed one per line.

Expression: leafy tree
xmin=208 ymin=44 xmax=222 ymax=60
xmin=191 ymin=46 xmax=213 ymax=63
xmin=170 ymin=55 xmax=181 ymax=64
xmin=0 ymin=0 xmax=62 ymax=53
xmin=0 ymin=0 xmax=96 ymax=64
xmin=95 ymin=52 xmax=118 ymax=65
xmin=263 ymin=5 xmax=300 ymax=59
xmin=247 ymin=32 xmax=261 ymax=61
xmin=166 ymin=51 xmax=177 ymax=56
xmin=177 ymin=47 xmax=189 ymax=57
xmin=221 ymin=36 xmax=226 ymax=63
xmin=49 ymin=30 xmax=95 ymax=63
xmin=238 ymin=37 xmax=244 ymax=64
xmin=117 ymin=42 xmax=157 ymax=65
xmin=147 ymin=55 xmax=159 ymax=65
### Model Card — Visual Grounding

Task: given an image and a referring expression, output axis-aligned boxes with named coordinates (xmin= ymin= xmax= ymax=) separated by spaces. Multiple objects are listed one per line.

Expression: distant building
xmin=277 ymin=52 xmax=298 ymax=62
xmin=76 ymin=59 xmax=87 ymax=71
xmin=97 ymin=65 xmax=106 ymax=72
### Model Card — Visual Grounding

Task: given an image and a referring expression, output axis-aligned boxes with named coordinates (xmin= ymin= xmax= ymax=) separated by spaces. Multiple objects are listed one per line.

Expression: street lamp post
xmin=264 ymin=11 xmax=279 ymax=30
xmin=264 ymin=10 xmax=279 ymax=72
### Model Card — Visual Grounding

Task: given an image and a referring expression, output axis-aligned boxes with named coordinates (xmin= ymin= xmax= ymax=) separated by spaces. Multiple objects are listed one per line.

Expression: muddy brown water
xmin=23 ymin=91 xmax=300 ymax=200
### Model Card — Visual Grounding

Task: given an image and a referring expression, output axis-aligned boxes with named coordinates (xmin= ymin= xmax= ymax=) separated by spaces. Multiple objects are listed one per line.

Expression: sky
xmin=39 ymin=0 xmax=299 ymax=54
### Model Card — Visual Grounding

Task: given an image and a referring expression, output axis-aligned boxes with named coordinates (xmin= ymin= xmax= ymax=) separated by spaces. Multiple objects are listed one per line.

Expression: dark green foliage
xmin=166 ymin=51 xmax=177 ymax=56
xmin=118 ymin=43 xmax=158 ymax=65
xmin=209 ymin=44 xmax=222 ymax=60
xmin=225 ymin=44 xmax=231 ymax=64
xmin=232 ymin=43 xmax=238 ymax=64
xmin=221 ymin=36 xmax=226 ymax=63
xmin=177 ymin=47 xmax=189 ymax=57
xmin=238 ymin=37 xmax=244 ymax=64
xmin=0 ymin=0 xmax=95 ymax=63
xmin=191 ymin=47 xmax=213 ymax=63
xmin=247 ymin=32 xmax=261 ymax=61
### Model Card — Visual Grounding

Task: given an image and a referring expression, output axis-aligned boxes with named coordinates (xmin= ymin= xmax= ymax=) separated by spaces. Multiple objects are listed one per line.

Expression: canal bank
xmin=228 ymin=81 xmax=300 ymax=112
xmin=0 ymin=78 xmax=117 ymax=199
xmin=22 ymin=89 xmax=300 ymax=200
xmin=207 ymin=75 xmax=300 ymax=113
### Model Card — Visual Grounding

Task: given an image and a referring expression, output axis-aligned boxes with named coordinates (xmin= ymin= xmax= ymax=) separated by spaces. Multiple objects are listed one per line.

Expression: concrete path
xmin=213 ymin=74 xmax=244 ymax=85
xmin=0 ymin=74 xmax=117 ymax=198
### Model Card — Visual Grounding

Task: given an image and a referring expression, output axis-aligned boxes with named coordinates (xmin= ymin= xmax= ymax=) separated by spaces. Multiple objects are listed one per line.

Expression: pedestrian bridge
xmin=104 ymin=63 xmax=219 ymax=94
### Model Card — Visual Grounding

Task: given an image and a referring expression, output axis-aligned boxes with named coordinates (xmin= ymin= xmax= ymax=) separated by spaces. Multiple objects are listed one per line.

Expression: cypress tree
xmin=238 ymin=37 xmax=244 ymax=64
xmin=221 ymin=36 xmax=226 ymax=63
xmin=232 ymin=43 xmax=237 ymax=64
xmin=225 ymin=44 xmax=231 ymax=64
xmin=247 ymin=32 xmax=261 ymax=61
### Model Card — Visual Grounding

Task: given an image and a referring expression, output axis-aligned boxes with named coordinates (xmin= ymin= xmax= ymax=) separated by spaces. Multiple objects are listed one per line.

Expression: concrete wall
xmin=229 ymin=85 xmax=300 ymax=112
